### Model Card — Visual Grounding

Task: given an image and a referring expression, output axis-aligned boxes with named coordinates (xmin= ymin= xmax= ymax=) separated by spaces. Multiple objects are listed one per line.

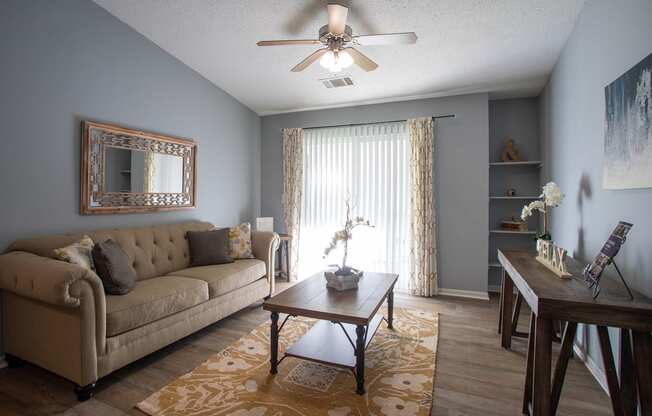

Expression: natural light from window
xmin=298 ymin=121 xmax=412 ymax=292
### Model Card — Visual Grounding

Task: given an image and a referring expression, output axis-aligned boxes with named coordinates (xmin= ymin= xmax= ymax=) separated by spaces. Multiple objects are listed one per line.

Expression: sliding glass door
xmin=299 ymin=122 xmax=412 ymax=291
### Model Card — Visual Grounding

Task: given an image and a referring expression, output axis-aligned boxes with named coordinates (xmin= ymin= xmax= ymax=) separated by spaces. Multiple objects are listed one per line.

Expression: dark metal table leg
xmin=270 ymin=312 xmax=279 ymax=374
xmin=355 ymin=324 xmax=366 ymax=394
xmin=387 ymin=286 xmax=394 ymax=329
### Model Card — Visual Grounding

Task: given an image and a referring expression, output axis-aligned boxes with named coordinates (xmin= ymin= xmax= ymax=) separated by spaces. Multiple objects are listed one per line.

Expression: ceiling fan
xmin=256 ymin=3 xmax=417 ymax=73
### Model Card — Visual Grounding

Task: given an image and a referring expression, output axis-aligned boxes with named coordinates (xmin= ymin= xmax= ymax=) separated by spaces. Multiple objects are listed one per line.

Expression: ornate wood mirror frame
xmin=81 ymin=121 xmax=196 ymax=214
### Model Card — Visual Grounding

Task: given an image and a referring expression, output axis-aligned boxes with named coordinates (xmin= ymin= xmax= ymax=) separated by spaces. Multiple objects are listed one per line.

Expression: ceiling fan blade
xmin=353 ymin=32 xmax=418 ymax=46
xmin=327 ymin=3 xmax=348 ymax=34
xmin=257 ymin=39 xmax=322 ymax=46
xmin=291 ymin=48 xmax=328 ymax=72
xmin=346 ymin=48 xmax=378 ymax=72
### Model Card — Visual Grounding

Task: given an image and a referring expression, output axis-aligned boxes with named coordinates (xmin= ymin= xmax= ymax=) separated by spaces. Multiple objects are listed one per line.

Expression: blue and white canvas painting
xmin=604 ymin=52 xmax=652 ymax=189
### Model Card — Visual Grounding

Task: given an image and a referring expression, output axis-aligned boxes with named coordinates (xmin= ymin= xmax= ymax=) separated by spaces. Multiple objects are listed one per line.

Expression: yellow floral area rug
xmin=136 ymin=307 xmax=438 ymax=416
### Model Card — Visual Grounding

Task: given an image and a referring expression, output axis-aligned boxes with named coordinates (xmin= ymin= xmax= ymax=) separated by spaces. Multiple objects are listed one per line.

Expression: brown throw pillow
xmin=92 ymin=239 xmax=136 ymax=295
xmin=187 ymin=228 xmax=234 ymax=267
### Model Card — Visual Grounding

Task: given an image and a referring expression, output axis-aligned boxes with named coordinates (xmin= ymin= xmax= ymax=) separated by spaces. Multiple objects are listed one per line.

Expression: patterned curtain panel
xmin=282 ymin=128 xmax=304 ymax=281
xmin=407 ymin=117 xmax=438 ymax=296
xmin=300 ymin=122 xmax=412 ymax=291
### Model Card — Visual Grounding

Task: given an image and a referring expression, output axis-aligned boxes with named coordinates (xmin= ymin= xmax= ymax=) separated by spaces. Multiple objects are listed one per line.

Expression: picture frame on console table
xmin=583 ymin=221 xmax=634 ymax=299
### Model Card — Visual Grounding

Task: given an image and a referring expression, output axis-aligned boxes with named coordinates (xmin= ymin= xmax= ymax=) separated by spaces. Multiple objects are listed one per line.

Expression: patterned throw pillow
xmin=53 ymin=235 xmax=95 ymax=271
xmin=229 ymin=222 xmax=255 ymax=259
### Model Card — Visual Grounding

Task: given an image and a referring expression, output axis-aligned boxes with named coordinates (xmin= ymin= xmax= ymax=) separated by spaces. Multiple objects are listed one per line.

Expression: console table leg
xmin=387 ymin=287 xmax=394 ymax=329
xmin=501 ymin=272 xmax=514 ymax=349
xmin=355 ymin=325 xmax=366 ymax=395
xmin=532 ymin=316 xmax=551 ymax=416
xmin=597 ymin=325 xmax=625 ymax=416
xmin=551 ymin=321 xmax=577 ymax=415
xmin=511 ymin=291 xmax=523 ymax=336
xmin=619 ymin=329 xmax=637 ymax=415
xmin=632 ymin=331 xmax=652 ymax=416
xmin=498 ymin=269 xmax=505 ymax=334
xmin=522 ymin=312 xmax=536 ymax=414
xmin=270 ymin=312 xmax=279 ymax=375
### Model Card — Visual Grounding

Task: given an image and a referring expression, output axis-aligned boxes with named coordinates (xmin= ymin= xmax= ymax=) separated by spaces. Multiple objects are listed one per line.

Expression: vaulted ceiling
xmin=94 ymin=0 xmax=585 ymax=115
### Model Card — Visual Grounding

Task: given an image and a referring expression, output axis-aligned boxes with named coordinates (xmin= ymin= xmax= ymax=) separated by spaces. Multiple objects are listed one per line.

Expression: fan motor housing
xmin=319 ymin=25 xmax=353 ymax=44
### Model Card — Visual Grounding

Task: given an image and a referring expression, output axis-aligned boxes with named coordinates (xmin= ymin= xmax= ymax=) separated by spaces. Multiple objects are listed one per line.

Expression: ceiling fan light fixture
xmin=338 ymin=50 xmax=354 ymax=69
xmin=319 ymin=50 xmax=336 ymax=69
xmin=319 ymin=49 xmax=353 ymax=73
xmin=257 ymin=4 xmax=413 ymax=73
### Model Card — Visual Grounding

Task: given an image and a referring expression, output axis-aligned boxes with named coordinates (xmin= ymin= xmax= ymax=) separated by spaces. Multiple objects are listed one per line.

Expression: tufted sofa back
xmin=8 ymin=221 xmax=214 ymax=281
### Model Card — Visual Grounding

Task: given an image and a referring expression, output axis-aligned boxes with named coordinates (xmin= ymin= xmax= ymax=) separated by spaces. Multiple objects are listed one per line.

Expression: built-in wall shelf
xmin=489 ymin=196 xmax=539 ymax=200
xmin=489 ymin=229 xmax=537 ymax=235
xmin=488 ymin=99 xmax=541 ymax=292
xmin=489 ymin=161 xmax=542 ymax=167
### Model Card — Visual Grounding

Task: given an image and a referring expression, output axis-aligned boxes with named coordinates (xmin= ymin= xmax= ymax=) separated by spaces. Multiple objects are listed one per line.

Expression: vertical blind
xmin=299 ymin=122 xmax=412 ymax=291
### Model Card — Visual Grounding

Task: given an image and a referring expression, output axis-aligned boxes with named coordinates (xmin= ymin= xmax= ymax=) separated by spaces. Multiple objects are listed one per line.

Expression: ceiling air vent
xmin=321 ymin=75 xmax=354 ymax=88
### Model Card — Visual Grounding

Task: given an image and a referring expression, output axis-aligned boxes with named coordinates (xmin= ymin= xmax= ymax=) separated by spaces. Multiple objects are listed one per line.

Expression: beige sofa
xmin=0 ymin=221 xmax=279 ymax=400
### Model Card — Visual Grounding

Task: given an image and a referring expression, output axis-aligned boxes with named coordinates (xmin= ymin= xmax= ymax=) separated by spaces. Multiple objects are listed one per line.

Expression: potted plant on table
xmin=323 ymin=198 xmax=373 ymax=290
xmin=521 ymin=181 xmax=564 ymax=243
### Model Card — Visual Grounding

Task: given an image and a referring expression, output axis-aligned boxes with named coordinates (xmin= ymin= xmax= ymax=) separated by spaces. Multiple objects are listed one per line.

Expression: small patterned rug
xmin=136 ymin=307 xmax=438 ymax=416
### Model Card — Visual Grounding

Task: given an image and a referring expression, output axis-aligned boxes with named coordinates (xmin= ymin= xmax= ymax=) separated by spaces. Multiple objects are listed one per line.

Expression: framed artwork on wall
xmin=603 ymin=51 xmax=652 ymax=189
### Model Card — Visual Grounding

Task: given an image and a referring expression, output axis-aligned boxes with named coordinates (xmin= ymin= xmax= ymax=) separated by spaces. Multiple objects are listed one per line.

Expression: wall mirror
xmin=81 ymin=121 xmax=196 ymax=214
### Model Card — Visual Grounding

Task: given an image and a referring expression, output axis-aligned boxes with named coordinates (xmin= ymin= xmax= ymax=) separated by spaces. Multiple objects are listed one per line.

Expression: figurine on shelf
xmin=505 ymin=188 xmax=517 ymax=196
xmin=500 ymin=138 xmax=521 ymax=162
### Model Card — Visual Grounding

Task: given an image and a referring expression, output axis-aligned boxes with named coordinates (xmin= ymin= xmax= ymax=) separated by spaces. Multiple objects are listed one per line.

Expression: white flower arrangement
xmin=521 ymin=200 xmax=545 ymax=221
xmin=541 ymin=181 xmax=564 ymax=207
xmin=323 ymin=197 xmax=373 ymax=275
xmin=521 ymin=182 xmax=564 ymax=240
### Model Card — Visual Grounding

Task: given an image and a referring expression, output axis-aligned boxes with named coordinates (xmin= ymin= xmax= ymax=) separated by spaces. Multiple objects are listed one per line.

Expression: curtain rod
xmin=287 ymin=114 xmax=456 ymax=131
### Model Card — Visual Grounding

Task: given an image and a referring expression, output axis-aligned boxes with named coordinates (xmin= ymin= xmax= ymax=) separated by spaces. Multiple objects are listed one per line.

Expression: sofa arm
xmin=251 ymin=231 xmax=280 ymax=295
xmin=0 ymin=251 xmax=105 ymax=309
xmin=0 ymin=251 xmax=107 ymax=384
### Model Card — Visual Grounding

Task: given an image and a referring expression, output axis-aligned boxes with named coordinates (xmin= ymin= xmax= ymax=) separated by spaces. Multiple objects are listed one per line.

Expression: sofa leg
xmin=5 ymin=353 xmax=26 ymax=368
xmin=75 ymin=383 xmax=96 ymax=402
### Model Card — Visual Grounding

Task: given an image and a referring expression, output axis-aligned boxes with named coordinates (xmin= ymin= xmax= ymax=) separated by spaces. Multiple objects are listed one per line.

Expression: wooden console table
xmin=497 ymin=249 xmax=652 ymax=416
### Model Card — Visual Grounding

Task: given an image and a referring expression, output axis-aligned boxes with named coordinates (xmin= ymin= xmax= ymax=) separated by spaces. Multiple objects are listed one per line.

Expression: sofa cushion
xmin=105 ymin=276 xmax=209 ymax=337
xmin=169 ymin=259 xmax=266 ymax=298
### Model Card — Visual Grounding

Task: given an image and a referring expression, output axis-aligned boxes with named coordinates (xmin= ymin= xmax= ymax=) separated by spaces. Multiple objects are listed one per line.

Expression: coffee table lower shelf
xmin=285 ymin=315 xmax=384 ymax=369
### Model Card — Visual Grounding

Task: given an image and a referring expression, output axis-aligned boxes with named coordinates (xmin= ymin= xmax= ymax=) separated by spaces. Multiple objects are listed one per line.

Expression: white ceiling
xmin=93 ymin=0 xmax=585 ymax=115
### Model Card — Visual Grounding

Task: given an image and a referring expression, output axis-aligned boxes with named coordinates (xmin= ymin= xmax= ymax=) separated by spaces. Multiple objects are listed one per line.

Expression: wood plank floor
xmin=0 ymin=280 xmax=612 ymax=415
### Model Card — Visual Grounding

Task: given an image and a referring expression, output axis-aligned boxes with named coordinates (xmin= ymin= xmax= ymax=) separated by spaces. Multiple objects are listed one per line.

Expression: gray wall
xmin=539 ymin=0 xmax=652 ymax=386
xmin=0 ymin=0 xmax=261 ymax=251
xmin=261 ymin=94 xmax=489 ymax=293
xmin=488 ymin=98 xmax=541 ymax=289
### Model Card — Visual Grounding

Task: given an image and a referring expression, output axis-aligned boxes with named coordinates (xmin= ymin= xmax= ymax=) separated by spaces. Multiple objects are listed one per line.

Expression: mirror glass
xmin=104 ymin=147 xmax=184 ymax=194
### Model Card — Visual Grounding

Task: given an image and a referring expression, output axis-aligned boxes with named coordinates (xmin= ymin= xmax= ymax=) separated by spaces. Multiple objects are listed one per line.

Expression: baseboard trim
xmin=573 ymin=344 xmax=609 ymax=396
xmin=487 ymin=284 xmax=501 ymax=293
xmin=437 ymin=288 xmax=490 ymax=301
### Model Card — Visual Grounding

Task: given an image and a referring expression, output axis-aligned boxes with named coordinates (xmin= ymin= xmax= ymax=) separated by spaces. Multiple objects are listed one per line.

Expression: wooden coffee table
xmin=263 ymin=271 xmax=398 ymax=395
